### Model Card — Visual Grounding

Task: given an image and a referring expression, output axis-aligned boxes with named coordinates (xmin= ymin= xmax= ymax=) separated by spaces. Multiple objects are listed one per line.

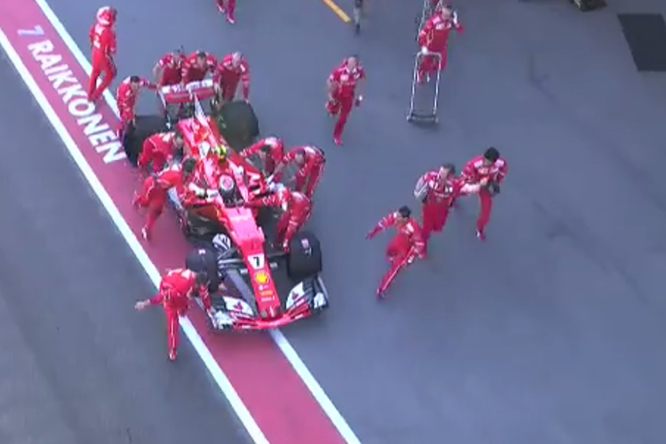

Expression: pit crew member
xmin=181 ymin=51 xmax=218 ymax=85
xmin=239 ymin=136 xmax=285 ymax=176
xmin=216 ymin=0 xmax=237 ymax=24
xmin=417 ymin=4 xmax=463 ymax=84
xmin=414 ymin=163 xmax=482 ymax=253
xmin=88 ymin=6 xmax=117 ymax=102
xmin=461 ymin=147 xmax=508 ymax=241
xmin=246 ymin=185 xmax=312 ymax=252
xmin=133 ymin=157 xmax=197 ymax=241
xmin=153 ymin=49 xmax=186 ymax=86
xmin=116 ymin=75 xmax=156 ymax=140
xmin=273 ymin=145 xmax=325 ymax=199
xmin=137 ymin=130 xmax=185 ymax=174
xmin=326 ymin=56 xmax=365 ymax=146
xmin=134 ymin=267 xmax=214 ymax=361
xmin=214 ymin=52 xmax=250 ymax=102
xmin=366 ymin=206 xmax=425 ymax=299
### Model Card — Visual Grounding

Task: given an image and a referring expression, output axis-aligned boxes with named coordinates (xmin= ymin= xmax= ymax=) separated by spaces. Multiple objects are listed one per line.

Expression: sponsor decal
xmin=255 ymin=271 xmax=269 ymax=285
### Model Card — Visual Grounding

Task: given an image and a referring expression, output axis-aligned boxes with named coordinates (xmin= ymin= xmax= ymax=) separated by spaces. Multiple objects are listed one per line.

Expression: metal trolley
xmin=406 ymin=50 xmax=442 ymax=124
xmin=408 ymin=0 xmax=444 ymax=124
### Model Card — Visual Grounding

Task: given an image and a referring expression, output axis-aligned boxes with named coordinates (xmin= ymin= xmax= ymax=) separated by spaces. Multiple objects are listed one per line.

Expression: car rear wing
xmin=157 ymin=79 xmax=217 ymax=107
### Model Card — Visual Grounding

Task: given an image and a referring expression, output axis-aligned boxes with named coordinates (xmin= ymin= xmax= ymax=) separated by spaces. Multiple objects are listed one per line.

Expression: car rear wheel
xmin=287 ymin=231 xmax=323 ymax=281
xmin=215 ymin=100 xmax=260 ymax=152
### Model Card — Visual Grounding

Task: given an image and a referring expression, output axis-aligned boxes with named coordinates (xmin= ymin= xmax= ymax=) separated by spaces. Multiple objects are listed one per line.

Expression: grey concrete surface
xmin=0 ymin=55 xmax=250 ymax=444
xmin=29 ymin=0 xmax=666 ymax=443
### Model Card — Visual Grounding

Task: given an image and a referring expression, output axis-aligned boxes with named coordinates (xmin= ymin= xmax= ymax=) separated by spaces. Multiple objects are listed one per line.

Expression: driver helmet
xmin=96 ymin=6 xmax=117 ymax=26
xmin=212 ymin=144 xmax=229 ymax=163
xmin=213 ymin=233 xmax=231 ymax=250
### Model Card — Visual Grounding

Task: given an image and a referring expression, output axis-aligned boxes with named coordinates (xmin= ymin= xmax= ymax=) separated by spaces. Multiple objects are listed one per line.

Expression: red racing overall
xmin=137 ymin=132 xmax=179 ymax=173
xmin=461 ymin=155 xmax=508 ymax=239
xmin=215 ymin=53 xmax=250 ymax=101
xmin=417 ymin=9 xmax=463 ymax=82
xmin=133 ymin=168 xmax=187 ymax=240
xmin=327 ymin=59 xmax=365 ymax=145
xmin=148 ymin=268 xmax=211 ymax=360
xmin=415 ymin=170 xmax=465 ymax=254
xmin=277 ymin=146 xmax=325 ymax=199
xmin=88 ymin=8 xmax=117 ymax=102
xmin=367 ymin=211 xmax=425 ymax=298
xmin=240 ymin=137 xmax=285 ymax=176
xmin=247 ymin=188 xmax=312 ymax=252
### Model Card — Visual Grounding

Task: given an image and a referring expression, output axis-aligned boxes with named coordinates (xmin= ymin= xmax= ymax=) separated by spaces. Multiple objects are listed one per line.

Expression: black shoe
xmin=354 ymin=23 xmax=361 ymax=34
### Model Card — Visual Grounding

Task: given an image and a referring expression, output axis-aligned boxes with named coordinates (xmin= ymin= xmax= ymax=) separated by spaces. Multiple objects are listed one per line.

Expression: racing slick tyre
xmin=216 ymin=101 xmax=260 ymax=152
xmin=185 ymin=246 xmax=222 ymax=293
xmin=124 ymin=115 xmax=169 ymax=166
xmin=287 ymin=231 xmax=322 ymax=281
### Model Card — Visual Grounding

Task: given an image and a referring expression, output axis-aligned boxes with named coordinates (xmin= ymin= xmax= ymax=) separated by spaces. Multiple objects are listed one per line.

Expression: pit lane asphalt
xmin=42 ymin=0 xmax=666 ymax=443
xmin=0 ymin=55 xmax=251 ymax=444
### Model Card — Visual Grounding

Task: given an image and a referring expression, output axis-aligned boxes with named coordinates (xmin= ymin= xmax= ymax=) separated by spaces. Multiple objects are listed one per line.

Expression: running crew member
xmin=414 ymin=163 xmax=482 ymax=253
xmin=88 ymin=6 xmax=117 ymax=102
xmin=366 ymin=206 xmax=425 ymax=299
xmin=417 ymin=4 xmax=463 ymax=84
xmin=137 ymin=130 xmax=185 ymax=174
xmin=153 ymin=49 xmax=186 ymax=86
xmin=134 ymin=267 xmax=214 ymax=361
xmin=214 ymin=52 xmax=250 ymax=102
xmin=326 ymin=56 xmax=365 ymax=146
xmin=181 ymin=51 xmax=218 ymax=84
xmin=216 ymin=0 xmax=237 ymax=24
xmin=461 ymin=147 xmax=508 ymax=241
xmin=116 ymin=75 xmax=156 ymax=140
xmin=133 ymin=157 xmax=197 ymax=241
xmin=240 ymin=136 xmax=285 ymax=176
xmin=246 ymin=185 xmax=312 ymax=252
xmin=274 ymin=145 xmax=325 ymax=199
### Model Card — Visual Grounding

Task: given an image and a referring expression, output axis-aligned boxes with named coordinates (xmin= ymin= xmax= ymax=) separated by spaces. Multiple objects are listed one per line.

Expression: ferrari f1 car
xmin=125 ymin=84 xmax=329 ymax=330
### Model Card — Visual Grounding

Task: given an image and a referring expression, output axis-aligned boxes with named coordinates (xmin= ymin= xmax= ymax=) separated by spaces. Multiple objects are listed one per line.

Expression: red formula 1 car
xmin=130 ymin=93 xmax=328 ymax=331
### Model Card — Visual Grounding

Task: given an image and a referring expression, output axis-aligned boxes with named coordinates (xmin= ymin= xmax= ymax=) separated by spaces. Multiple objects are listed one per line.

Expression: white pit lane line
xmin=0 ymin=21 xmax=270 ymax=444
xmin=9 ymin=1 xmax=363 ymax=443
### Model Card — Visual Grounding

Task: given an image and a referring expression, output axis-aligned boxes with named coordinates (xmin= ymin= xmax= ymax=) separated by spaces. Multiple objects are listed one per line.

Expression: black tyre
xmin=183 ymin=210 xmax=224 ymax=241
xmin=287 ymin=231 xmax=322 ymax=280
xmin=216 ymin=101 xmax=260 ymax=151
xmin=185 ymin=246 xmax=221 ymax=293
xmin=124 ymin=114 xmax=169 ymax=166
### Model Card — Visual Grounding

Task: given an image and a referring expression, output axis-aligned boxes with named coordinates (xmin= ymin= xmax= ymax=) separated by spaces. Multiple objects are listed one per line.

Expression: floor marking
xmin=13 ymin=0 xmax=364 ymax=443
xmin=322 ymin=0 xmax=352 ymax=23
xmin=0 ymin=11 xmax=270 ymax=444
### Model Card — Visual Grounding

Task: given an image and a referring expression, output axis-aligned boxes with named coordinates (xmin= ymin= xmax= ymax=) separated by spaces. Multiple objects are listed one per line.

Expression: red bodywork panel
xmin=176 ymin=114 xmax=284 ymax=321
xmin=159 ymin=80 xmax=217 ymax=104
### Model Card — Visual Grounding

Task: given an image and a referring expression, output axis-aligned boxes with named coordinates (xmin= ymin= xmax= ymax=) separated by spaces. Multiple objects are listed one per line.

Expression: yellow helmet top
xmin=211 ymin=144 xmax=228 ymax=161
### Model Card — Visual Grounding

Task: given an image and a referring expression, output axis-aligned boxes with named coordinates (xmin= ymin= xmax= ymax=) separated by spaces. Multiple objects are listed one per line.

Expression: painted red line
xmin=0 ymin=1 xmax=345 ymax=443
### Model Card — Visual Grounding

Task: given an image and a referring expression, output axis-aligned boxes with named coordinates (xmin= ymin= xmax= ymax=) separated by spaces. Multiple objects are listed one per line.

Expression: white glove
xmin=420 ymin=46 xmax=428 ymax=55
xmin=452 ymin=12 xmax=459 ymax=26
